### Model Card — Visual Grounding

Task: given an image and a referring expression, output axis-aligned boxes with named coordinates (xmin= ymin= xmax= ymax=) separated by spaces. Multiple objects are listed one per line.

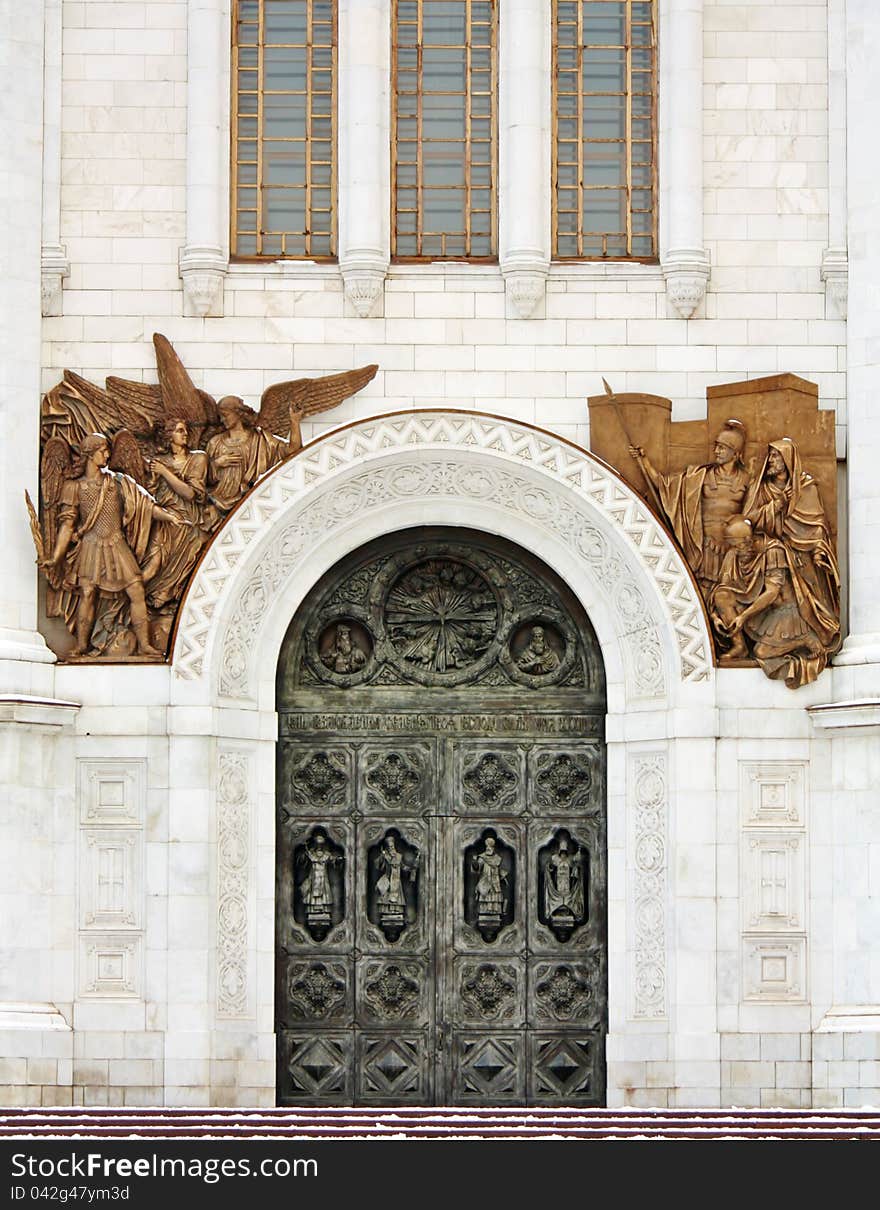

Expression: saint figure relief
xmin=374 ymin=835 xmax=419 ymax=941
xmin=630 ymin=420 xmax=750 ymax=593
xmin=472 ymin=836 xmax=509 ymax=939
xmin=544 ymin=838 xmax=584 ymax=932
xmin=516 ymin=625 xmax=560 ymax=675
xmin=321 ymin=624 xmax=367 ymax=674
xmin=41 ymin=433 xmax=187 ymax=657
xmin=298 ymin=832 xmax=342 ymax=934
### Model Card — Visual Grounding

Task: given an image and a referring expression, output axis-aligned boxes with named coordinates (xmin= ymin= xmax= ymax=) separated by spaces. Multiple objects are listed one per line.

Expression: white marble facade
xmin=1 ymin=0 xmax=880 ymax=1109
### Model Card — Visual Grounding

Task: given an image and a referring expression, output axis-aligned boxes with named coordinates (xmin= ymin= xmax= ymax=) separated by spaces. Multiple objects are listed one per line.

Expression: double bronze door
xmin=276 ymin=724 xmax=607 ymax=1105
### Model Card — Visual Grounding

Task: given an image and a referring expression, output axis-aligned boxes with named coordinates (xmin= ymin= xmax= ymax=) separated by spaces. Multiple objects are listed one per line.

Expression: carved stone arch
xmin=172 ymin=411 xmax=713 ymax=710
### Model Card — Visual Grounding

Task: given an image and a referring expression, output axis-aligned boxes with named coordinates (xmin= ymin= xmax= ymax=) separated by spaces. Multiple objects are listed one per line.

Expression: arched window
xmin=231 ymin=0 xmax=336 ymax=259
xmin=553 ymin=0 xmax=657 ymax=260
xmin=392 ymin=0 xmax=497 ymax=260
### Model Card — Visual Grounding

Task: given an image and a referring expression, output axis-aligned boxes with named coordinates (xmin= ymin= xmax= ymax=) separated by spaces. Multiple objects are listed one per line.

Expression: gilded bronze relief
xmin=588 ymin=374 xmax=841 ymax=688
xmin=28 ymin=333 xmax=377 ymax=661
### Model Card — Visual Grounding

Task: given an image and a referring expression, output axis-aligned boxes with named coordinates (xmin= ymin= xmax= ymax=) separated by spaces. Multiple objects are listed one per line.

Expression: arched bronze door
xmin=275 ymin=528 xmax=607 ymax=1105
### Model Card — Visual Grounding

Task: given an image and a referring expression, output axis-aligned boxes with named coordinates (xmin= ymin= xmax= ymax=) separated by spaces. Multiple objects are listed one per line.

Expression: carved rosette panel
xmin=217 ymin=750 xmax=251 ymax=1018
xmin=457 ymin=746 xmax=525 ymax=815
xmin=531 ymin=747 xmax=600 ymax=814
xmin=529 ymin=1034 xmax=600 ymax=1103
xmin=284 ymin=960 xmax=350 ymax=1025
xmin=361 ymin=744 xmax=433 ymax=815
xmin=180 ymin=414 xmax=713 ymax=697
xmin=360 ymin=958 xmax=426 ymax=1025
xmin=532 ymin=960 xmax=600 ymax=1026
xmin=281 ymin=746 xmax=353 ymax=814
xmin=454 ymin=1034 xmax=524 ymax=1103
xmin=358 ymin=1034 xmax=428 ymax=1101
xmin=281 ymin=1033 xmax=353 ymax=1102
xmin=359 ymin=821 xmax=428 ymax=953
xmin=630 ymin=753 xmax=668 ymax=1020
xmin=281 ymin=819 xmax=353 ymax=951
xmin=457 ymin=822 xmax=523 ymax=951
xmin=457 ymin=960 xmax=522 ymax=1026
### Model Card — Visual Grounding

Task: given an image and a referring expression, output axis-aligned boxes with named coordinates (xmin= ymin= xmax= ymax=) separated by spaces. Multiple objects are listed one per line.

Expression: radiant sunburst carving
xmin=385 ymin=558 xmax=498 ymax=673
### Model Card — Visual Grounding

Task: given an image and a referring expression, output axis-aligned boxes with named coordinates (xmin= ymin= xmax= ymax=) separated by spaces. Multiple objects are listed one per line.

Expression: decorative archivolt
xmin=173 ymin=412 xmax=712 ymax=699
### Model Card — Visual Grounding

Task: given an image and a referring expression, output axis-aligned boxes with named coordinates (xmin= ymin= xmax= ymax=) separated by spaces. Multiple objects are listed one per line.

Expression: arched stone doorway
xmin=274 ymin=527 xmax=608 ymax=1105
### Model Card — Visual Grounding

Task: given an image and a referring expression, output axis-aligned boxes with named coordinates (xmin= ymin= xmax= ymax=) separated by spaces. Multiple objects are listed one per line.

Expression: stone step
xmin=3 ymin=1107 xmax=880 ymax=1140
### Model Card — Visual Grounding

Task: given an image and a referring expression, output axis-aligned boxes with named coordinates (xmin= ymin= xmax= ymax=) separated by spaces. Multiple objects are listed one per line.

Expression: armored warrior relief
xmin=28 ymin=333 xmax=377 ymax=660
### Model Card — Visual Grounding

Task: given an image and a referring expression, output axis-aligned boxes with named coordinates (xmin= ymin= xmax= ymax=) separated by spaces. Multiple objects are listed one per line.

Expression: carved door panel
xmin=276 ymin=528 xmax=608 ymax=1106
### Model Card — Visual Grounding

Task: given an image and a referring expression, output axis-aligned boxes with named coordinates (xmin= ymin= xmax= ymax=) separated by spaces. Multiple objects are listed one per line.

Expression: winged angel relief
xmin=27 ymin=334 xmax=377 ymax=660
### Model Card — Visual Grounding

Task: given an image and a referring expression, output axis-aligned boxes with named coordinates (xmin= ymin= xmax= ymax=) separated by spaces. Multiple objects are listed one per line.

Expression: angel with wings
xmin=31 ymin=333 xmax=379 ymax=660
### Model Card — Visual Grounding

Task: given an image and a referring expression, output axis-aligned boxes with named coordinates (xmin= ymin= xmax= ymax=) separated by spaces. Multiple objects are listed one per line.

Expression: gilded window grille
xmin=392 ymin=0 xmax=498 ymax=261
xmin=553 ymin=0 xmax=657 ymax=260
xmin=232 ymin=0 xmax=336 ymax=260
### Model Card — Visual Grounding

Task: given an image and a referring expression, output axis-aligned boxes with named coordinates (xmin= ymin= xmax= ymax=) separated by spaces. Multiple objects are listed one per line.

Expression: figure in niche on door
xmin=538 ymin=831 xmax=588 ymax=943
xmin=295 ymin=829 xmax=344 ymax=942
xmin=465 ymin=831 xmax=515 ymax=943
xmin=371 ymin=831 xmax=420 ymax=942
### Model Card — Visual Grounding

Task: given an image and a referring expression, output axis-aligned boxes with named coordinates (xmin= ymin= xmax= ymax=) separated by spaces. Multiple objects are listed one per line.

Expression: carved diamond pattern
xmin=362 ymin=1036 xmax=422 ymax=1097
xmin=533 ymin=1036 xmax=594 ymax=1099
xmin=287 ymin=1037 xmax=348 ymax=1095
xmin=459 ymin=1037 xmax=518 ymax=1098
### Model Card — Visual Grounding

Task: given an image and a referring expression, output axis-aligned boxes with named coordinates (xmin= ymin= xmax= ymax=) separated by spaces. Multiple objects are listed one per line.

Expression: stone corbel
xmin=179 ymin=245 xmax=227 ymax=318
xmin=340 ymin=249 xmax=387 ymax=319
xmin=40 ymin=244 xmax=69 ymax=317
xmin=820 ymin=247 xmax=848 ymax=319
xmin=661 ymin=248 xmax=711 ymax=319
xmin=501 ymin=252 xmax=549 ymax=320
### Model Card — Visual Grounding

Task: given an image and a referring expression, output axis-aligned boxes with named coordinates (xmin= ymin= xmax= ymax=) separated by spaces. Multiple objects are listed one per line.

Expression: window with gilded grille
xmin=393 ymin=0 xmax=497 ymax=260
xmin=232 ymin=0 xmax=336 ymax=259
xmin=553 ymin=0 xmax=656 ymax=259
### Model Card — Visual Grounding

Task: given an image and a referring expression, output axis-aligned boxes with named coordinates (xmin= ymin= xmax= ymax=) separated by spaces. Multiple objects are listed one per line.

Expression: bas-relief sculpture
xmin=28 ymin=333 xmax=377 ymax=660
xmin=588 ymin=374 xmax=841 ymax=688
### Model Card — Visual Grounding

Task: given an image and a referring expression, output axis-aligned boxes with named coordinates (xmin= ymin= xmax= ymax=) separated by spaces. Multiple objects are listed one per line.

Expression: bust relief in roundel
xmin=277 ymin=529 xmax=605 ymax=697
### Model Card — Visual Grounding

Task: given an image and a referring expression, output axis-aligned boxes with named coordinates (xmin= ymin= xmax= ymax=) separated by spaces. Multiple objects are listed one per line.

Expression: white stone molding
xmin=216 ymin=748 xmax=254 ymax=1019
xmin=78 ymin=935 xmax=141 ymax=999
xmin=739 ymin=761 xmax=807 ymax=1005
xmin=180 ymin=0 xmax=230 ymax=317
xmin=78 ymin=759 xmax=145 ymax=827
xmin=40 ymin=0 xmax=67 ymax=317
xmin=338 ymin=0 xmax=391 ymax=316
xmin=172 ymin=414 xmax=712 ymax=701
xmin=499 ymin=0 xmax=551 ymax=318
xmin=823 ymin=0 xmax=848 ymax=320
xmin=808 ymin=699 xmax=880 ymax=730
xmin=834 ymin=0 xmax=880 ymax=680
xmin=80 ymin=831 xmax=142 ymax=930
xmin=658 ymin=0 xmax=710 ymax=318
xmin=629 ymin=751 xmax=668 ymax=1020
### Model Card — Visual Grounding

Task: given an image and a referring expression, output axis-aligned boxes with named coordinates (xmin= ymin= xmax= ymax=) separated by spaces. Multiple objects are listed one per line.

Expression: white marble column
xmin=40 ymin=0 xmax=68 ymax=316
xmin=338 ymin=0 xmax=390 ymax=317
xmin=0 ymin=0 xmax=56 ymax=686
xmin=659 ymin=0 xmax=710 ymax=318
xmin=834 ymin=0 xmax=880 ymax=682
xmin=820 ymin=0 xmax=848 ymax=319
xmin=179 ymin=0 xmax=229 ymax=317
xmin=498 ymin=0 xmax=551 ymax=319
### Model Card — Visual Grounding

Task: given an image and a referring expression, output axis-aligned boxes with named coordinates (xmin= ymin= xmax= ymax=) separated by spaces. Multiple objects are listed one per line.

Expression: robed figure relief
xmin=469 ymin=834 xmax=514 ymax=944
xmin=372 ymin=832 xmax=420 ymax=943
xmin=543 ymin=837 xmax=585 ymax=943
xmin=28 ymin=333 xmax=377 ymax=660
xmin=711 ymin=438 xmax=841 ymax=688
xmin=296 ymin=831 xmax=344 ymax=942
